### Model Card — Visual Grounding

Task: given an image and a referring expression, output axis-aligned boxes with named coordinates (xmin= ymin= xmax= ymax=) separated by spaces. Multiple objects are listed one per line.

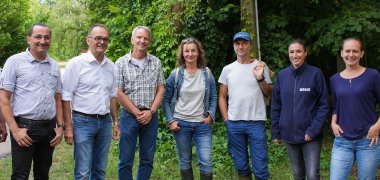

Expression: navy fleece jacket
xmin=271 ymin=63 xmax=329 ymax=144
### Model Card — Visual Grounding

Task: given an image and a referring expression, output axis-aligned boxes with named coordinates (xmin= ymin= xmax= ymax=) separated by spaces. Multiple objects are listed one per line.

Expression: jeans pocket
xmin=73 ymin=114 xmax=89 ymax=127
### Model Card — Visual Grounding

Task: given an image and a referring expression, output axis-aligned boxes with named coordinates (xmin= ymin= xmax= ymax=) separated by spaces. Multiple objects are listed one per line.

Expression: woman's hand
xmin=169 ymin=121 xmax=180 ymax=132
xmin=331 ymin=122 xmax=344 ymax=137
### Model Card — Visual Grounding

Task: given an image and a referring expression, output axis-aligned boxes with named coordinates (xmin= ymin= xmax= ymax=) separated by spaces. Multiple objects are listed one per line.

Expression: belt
xmin=72 ymin=110 xmax=109 ymax=119
xmin=14 ymin=117 xmax=55 ymax=127
xmin=137 ymin=107 xmax=150 ymax=111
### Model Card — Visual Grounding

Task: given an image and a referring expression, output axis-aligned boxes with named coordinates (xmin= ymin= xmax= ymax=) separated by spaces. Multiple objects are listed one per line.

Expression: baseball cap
xmin=233 ymin=32 xmax=252 ymax=42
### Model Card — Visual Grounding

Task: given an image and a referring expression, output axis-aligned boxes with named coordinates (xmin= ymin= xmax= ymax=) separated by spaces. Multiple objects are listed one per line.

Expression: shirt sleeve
xmin=157 ymin=60 xmax=165 ymax=85
xmin=218 ymin=67 xmax=228 ymax=85
xmin=0 ymin=56 xmax=17 ymax=93
xmin=115 ymin=59 xmax=125 ymax=89
xmin=61 ymin=59 xmax=80 ymax=101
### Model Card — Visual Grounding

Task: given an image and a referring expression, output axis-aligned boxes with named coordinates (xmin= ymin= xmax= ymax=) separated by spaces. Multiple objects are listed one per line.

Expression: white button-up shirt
xmin=62 ymin=52 xmax=117 ymax=115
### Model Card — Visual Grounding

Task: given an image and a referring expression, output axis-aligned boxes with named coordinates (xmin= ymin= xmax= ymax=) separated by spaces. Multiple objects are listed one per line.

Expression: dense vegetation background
xmin=1 ymin=0 xmax=380 ymax=179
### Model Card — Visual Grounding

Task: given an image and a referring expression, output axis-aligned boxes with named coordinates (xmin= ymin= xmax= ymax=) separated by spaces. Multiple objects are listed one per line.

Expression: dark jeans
xmin=284 ymin=140 xmax=322 ymax=180
xmin=10 ymin=117 xmax=56 ymax=180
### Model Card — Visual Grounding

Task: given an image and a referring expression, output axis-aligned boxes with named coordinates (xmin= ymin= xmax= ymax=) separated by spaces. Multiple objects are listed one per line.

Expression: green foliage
xmin=0 ymin=0 xmax=30 ymax=66
xmin=258 ymin=0 xmax=380 ymax=74
xmin=82 ymin=0 xmax=239 ymax=77
xmin=48 ymin=0 xmax=89 ymax=60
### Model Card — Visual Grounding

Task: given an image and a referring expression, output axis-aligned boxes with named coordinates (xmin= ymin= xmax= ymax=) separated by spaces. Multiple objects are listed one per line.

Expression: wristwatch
xmin=57 ymin=124 xmax=65 ymax=130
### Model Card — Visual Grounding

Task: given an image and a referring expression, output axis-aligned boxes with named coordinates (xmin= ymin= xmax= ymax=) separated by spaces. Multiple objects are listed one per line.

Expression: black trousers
xmin=10 ymin=117 xmax=56 ymax=180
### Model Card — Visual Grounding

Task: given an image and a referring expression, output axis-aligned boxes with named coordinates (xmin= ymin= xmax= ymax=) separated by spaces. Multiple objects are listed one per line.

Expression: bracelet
xmin=257 ymin=76 xmax=265 ymax=83
xmin=149 ymin=109 xmax=155 ymax=115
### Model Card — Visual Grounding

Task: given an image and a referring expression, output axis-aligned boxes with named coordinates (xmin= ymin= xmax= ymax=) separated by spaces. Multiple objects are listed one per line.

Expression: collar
xmin=126 ymin=51 xmax=151 ymax=63
xmin=291 ymin=62 xmax=307 ymax=77
xmin=84 ymin=51 xmax=108 ymax=65
xmin=26 ymin=48 xmax=51 ymax=64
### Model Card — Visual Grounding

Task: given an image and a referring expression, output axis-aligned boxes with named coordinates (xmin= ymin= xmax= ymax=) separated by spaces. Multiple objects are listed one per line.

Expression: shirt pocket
xmin=46 ymin=71 xmax=59 ymax=89
xmin=145 ymin=69 xmax=158 ymax=85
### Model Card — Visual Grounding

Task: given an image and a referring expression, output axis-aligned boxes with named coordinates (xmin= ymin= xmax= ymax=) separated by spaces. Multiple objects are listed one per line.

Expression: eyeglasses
xmin=182 ymin=38 xmax=196 ymax=43
xmin=88 ymin=36 xmax=110 ymax=43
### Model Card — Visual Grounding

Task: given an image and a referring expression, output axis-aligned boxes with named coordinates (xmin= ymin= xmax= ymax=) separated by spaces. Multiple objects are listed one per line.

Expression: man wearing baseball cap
xmin=218 ymin=32 xmax=272 ymax=180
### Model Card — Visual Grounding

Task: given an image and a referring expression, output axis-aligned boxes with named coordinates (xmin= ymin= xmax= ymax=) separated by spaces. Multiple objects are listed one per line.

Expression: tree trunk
xmin=240 ymin=0 xmax=258 ymax=59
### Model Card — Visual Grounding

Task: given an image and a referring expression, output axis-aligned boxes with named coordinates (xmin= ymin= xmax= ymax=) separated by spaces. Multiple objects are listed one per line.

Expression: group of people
xmin=0 ymin=22 xmax=379 ymax=180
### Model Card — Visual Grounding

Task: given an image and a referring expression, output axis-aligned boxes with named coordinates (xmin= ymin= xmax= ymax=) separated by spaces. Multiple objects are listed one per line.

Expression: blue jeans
xmin=284 ymin=140 xmax=322 ymax=180
xmin=330 ymin=136 xmax=380 ymax=180
xmin=173 ymin=120 xmax=212 ymax=174
xmin=226 ymin=120 xmax=269 ymax=179
xmin=73 ymin=113 xmax=112 ymax=180
xmin=118 ymin=108 xmax=158 ymax=180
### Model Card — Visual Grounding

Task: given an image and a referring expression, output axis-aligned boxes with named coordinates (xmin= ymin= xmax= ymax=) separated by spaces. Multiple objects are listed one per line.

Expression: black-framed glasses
xmin=88 ymin=36 xmax=110 ymax=43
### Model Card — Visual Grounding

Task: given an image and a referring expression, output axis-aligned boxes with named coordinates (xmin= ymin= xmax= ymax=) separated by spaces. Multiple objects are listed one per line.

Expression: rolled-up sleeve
xmin=0 ymin=57 xmax=17 ymax=93
xmin=61 ymin=60 xmax=79 ymax=101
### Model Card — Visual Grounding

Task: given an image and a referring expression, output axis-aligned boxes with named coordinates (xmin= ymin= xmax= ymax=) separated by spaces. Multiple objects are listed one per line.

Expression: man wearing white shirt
xmin=62 ymin=24 xmax=119 ymax=179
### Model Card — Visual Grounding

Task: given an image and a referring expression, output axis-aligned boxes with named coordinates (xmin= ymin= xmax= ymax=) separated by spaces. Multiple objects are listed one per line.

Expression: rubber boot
xmin=180 ymin=168 xmax=194 ymax=180
xmin=238 ymin=173 xmax=253 ymax=180
xmin=200 ymin=172 xmax=213 ymax=180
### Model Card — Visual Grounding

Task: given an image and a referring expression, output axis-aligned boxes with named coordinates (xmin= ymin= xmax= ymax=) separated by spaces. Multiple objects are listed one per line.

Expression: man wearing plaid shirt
xmin=116 ymin=25 xmax=165 ymax=180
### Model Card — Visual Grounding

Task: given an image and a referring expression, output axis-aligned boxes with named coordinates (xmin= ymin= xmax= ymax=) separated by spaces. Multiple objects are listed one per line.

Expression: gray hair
xmin=131 ymin=26 xmax=151 ymax=40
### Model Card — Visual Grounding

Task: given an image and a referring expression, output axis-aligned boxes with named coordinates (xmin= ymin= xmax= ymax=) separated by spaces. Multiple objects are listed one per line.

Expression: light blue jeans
xmin=226 ymin=120 xmax=269 ymax=180
xmin=330 ymin=136 xmax=380 ymax=180
xmin=72 ymin=113 xmax=112 ymax=180
xmin=173 ymin=120 xmax=213 ymax=174
xmin=118 ymin=109 xmax=158 ymax=180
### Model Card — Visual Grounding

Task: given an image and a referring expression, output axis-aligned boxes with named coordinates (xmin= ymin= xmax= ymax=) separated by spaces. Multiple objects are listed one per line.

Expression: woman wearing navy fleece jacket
xmin=271 ymin=39 xmax=329 ymax=180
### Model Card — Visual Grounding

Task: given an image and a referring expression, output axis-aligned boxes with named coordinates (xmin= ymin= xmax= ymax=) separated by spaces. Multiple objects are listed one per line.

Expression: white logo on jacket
xmin=299 ymin=88 xmax=311 ymax=92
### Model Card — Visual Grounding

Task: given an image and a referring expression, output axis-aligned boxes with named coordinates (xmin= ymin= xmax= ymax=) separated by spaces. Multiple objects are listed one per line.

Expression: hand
xmin=331 ymin=122 xmax=344 ymax=137
xmin=64 ymin=126 xmax=74 ymax=145
xmin=253 ymin=61 xmax=265 ymax=80
xmin=12 ymin=127 xmax=32 ymax=147
xmin=273 ymin=139 xmax=282 ymax=146
xmin=136 ymin=110 xmax=153 ymax=125
xmin=305 ymin=134 xmax=312 ymax=142
xmin=0 ymin=121 xmax=7 ymax=143
xmin=201 ymin=115 xmax=212 ymax=124
xmin=169 ymin=121 xmax=180 ymax=132
xmin=113 ymin=123 xmax=120 ymax=140
xmin=367 ymin=124 xmax=380 ymax=147
xmin=50 ymin=127 xmax=63 ymax=147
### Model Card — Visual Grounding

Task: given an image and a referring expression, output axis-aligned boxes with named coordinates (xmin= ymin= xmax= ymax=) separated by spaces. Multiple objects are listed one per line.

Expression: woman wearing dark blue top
xmin=162 ymin=38 xmax=217 ymax=180
xmin=330 ymin=37 xmax=380 ymax=180
xmin=271 ymin=39 xmax=329 ymax=180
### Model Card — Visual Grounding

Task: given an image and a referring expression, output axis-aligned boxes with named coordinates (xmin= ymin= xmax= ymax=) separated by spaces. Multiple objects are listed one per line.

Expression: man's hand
xmin=253 ymin=61 xmax=265 ymax=80
xmin=12 ymin=127 xmax=32 ymax=147
xmin=0 ymin=121 xmax=7 ymax=142
xmin=64 ymin=125 xmax=74 ymax=145
xmin=113 ymin=123 xmax=120 ymax=140
xmin=50 ymin=127 xmax=63 ymax=147
xmin=136 ymin=110 xmax=152 ymax=125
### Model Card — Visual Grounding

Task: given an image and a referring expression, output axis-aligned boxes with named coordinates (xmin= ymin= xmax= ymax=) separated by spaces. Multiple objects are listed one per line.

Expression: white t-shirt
xmin=218 ymin=60 xmax=272 ymax=121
